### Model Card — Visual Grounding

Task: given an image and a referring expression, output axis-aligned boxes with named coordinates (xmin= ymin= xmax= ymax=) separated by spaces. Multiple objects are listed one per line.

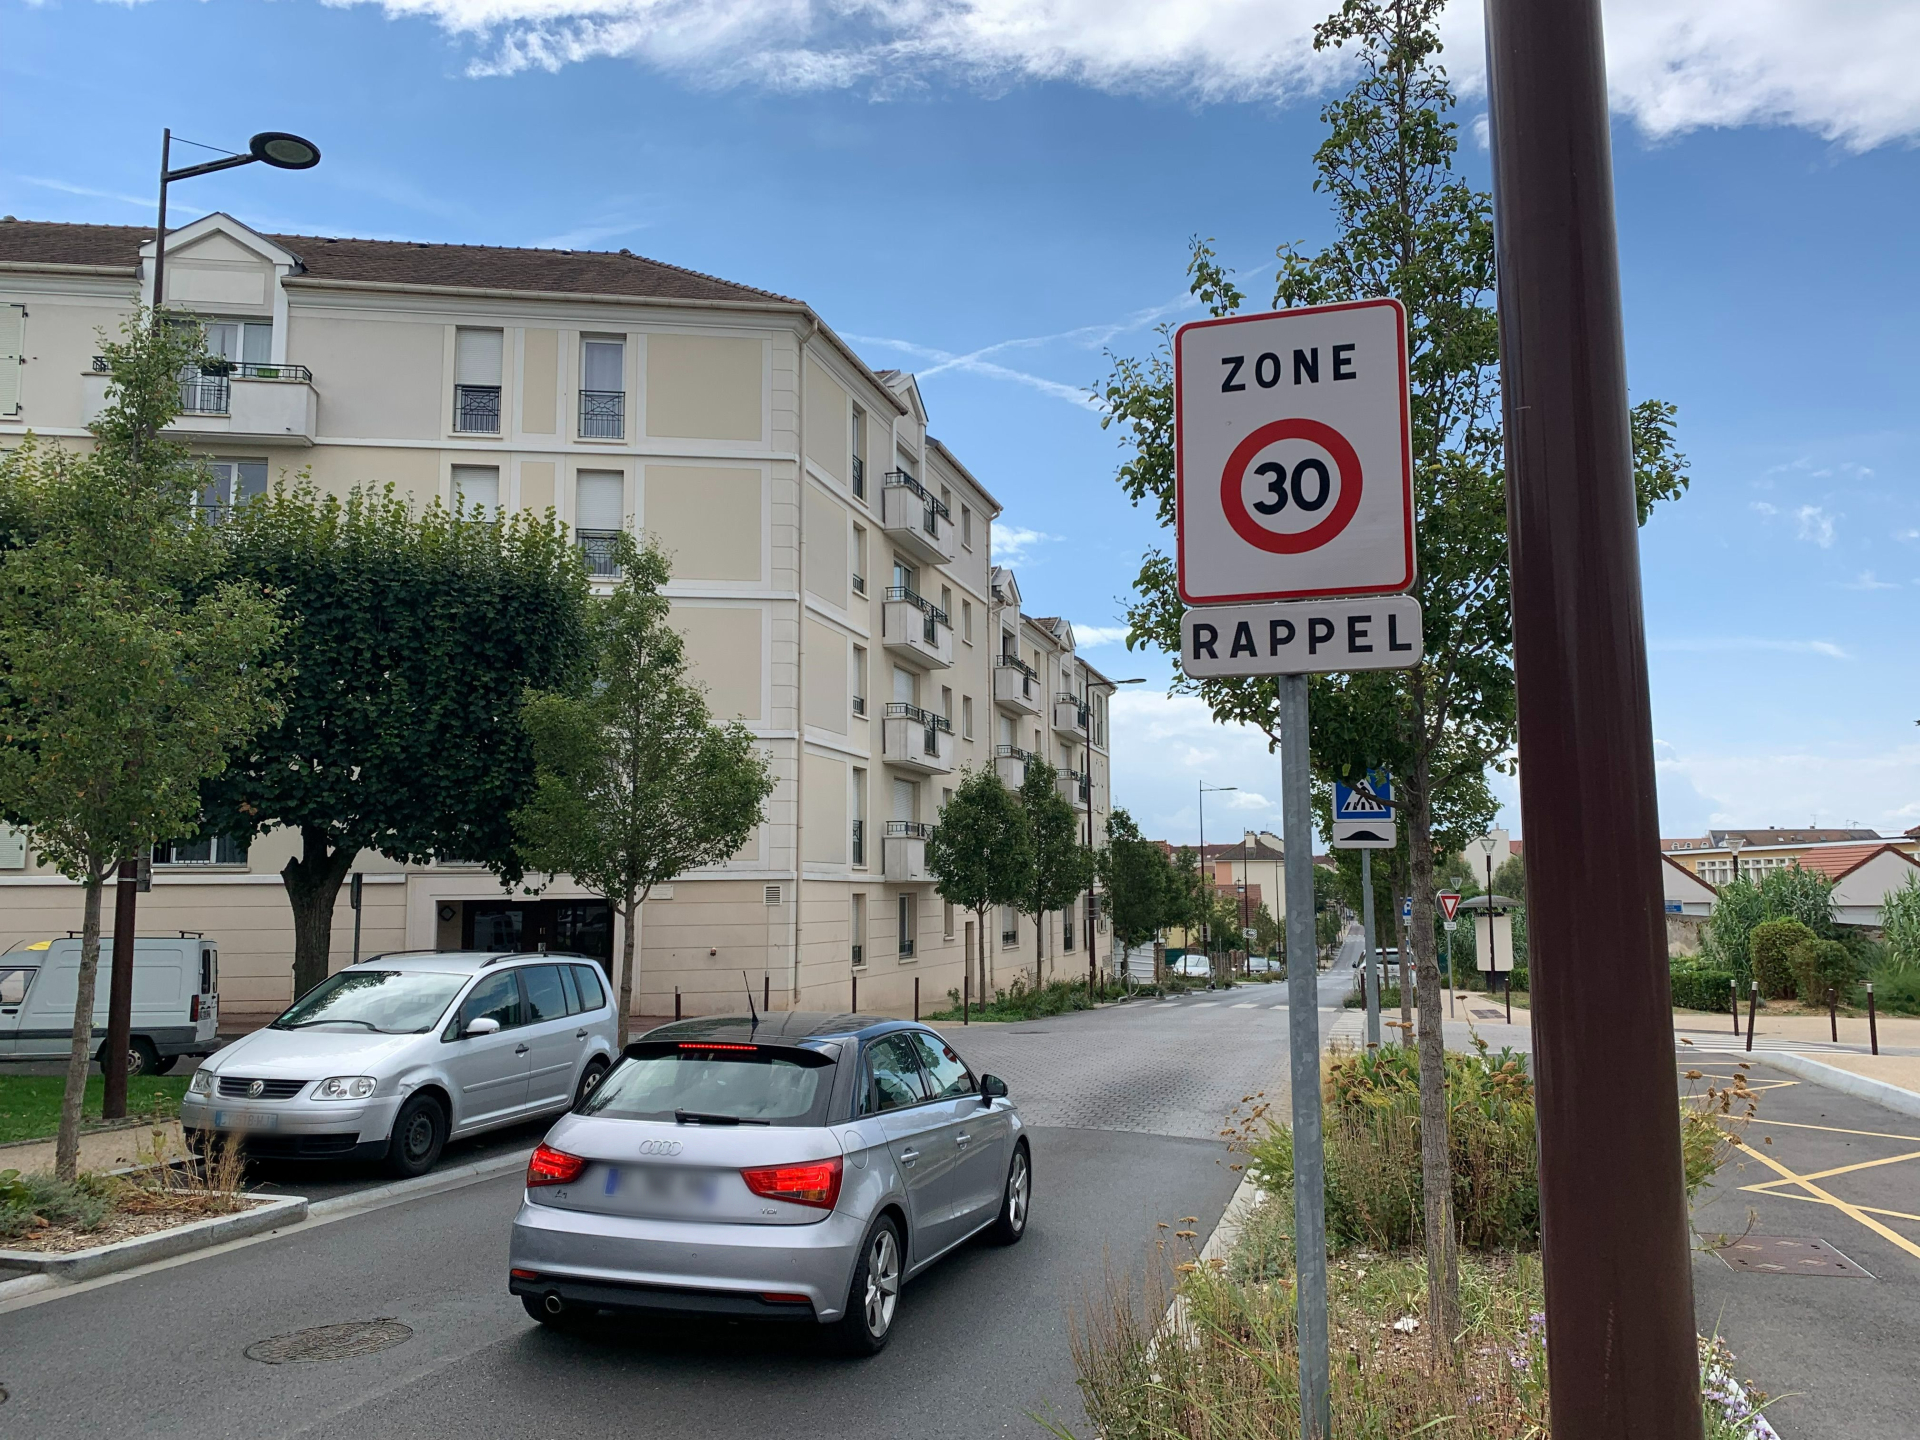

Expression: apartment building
xmin=0 ymin=213 xmax=1116 ymax=1026
xmin=1660 ymin=828 xmax=1918 ymax=886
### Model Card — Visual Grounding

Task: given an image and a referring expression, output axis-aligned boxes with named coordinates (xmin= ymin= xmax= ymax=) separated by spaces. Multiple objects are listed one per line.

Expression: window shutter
xmin=0 ymin=304 xmax=24 ymax=416
xmin=575 ymin=470 xmax=624 ymax=530
xmin=454 ymin=328 xmax=503 ymax=386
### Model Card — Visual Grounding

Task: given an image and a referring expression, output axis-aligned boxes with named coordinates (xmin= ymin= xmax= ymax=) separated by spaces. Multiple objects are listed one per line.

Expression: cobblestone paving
xmin=935 ymin=983 xmax=1348 ymax=1141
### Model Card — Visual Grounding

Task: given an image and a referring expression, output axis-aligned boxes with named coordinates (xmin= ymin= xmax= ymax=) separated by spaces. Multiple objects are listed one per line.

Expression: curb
xmin=306 ymin=1146 xmax=532 ymax=1222
xmin=1755 ymin=1052 xmax=1920 ymax=1122
xmin=0 ymin=1192 xmax=309 ymax=1283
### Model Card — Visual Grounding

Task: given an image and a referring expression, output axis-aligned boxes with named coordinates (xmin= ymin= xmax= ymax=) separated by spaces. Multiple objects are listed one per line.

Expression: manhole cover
xmin=245 ymin=1319 xmax=414 ymax=1364
xmin=1469 ymin=1008 xmax=1504 ymax=1020
xmin=1716 ymin=1236 xmax=1873 ymax=1278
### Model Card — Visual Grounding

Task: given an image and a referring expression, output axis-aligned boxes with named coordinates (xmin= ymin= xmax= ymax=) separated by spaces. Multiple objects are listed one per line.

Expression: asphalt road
xmin=0 ymin=983 xmax=1350 ymax=1440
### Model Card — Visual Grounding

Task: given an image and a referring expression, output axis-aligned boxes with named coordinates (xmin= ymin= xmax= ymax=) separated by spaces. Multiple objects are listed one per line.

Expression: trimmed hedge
xmin=1750 ymin=918 xmax=1816 ymax=1000
xmin=1789 ymin=937 xmax=1854 ymax=1005
xmin=1669 ymin=965 xmax=1736 ymax=1014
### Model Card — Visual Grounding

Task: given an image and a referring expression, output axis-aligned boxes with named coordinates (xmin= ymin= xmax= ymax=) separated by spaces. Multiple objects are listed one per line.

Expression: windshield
xmin=273 ymin=970 xmax=468 ymax=1034
xmin=582 ymin=1043 xmax=835 ymax=1127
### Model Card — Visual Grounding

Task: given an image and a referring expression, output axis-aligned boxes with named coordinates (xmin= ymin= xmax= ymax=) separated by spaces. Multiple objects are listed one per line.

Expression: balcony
xmin=1058 ymin=768 xmax=1091 ymax=810
xmin=882 ymin=703 xmax=954 ymax=776
xmin=454 ymin=384 xmax=501 ymax=434
xmin=579 ymin=389 xmax=625 ymax=440
xmin=883 ymin=820 xmax=934 ymax=883
xmin=993 ymin=744 xmax=1034 ymax=790
xmin=85 ymin=358 xmax=317 ymax=447
xmin=1053 ymin=693 xmax=1089 ymax=736
xmin=993 ymin=655 xmax=1042 ymax=714
xmin=577 ymin=530 xmax=622 ymax=578
xmin=879 ymin=471 xmax=955 ymax=565
xmin=883 ymin=586 xmax=953 ymax=671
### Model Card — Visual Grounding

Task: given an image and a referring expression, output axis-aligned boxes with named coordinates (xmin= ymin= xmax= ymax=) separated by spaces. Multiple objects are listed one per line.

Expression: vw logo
xmin=247 ymin=1079 xmax=265 ymax=1098
xmin=636 ymin=1139 xmax=683 ymax=1157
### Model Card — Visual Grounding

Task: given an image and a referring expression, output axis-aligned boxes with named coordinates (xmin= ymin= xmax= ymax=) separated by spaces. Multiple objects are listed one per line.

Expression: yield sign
xmin=1437 ymin=891 xmax=1462 ymax=922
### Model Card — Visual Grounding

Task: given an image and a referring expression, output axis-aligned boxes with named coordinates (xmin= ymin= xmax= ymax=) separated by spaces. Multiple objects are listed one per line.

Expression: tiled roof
xmin=0 ymin=218 xmax=795 ymax=306
xmin=1796 ymin=843 xmax=1916 ymax=882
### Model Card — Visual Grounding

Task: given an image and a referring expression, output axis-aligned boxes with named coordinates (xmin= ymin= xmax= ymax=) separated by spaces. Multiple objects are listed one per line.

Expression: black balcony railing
xmin=579 ymin=389 xmax=624 ymax=439
xmin=852 ymin=694 xmax=866 ymax=717
xmin=1057 ymin=694 xmax=1090 ymax=728
xmin=997 ymin=653 xmax=1037 ymax=679
xmin=882 ymin=470 xmax=950 ymax=540
xmin=882 ymin=703 xmax=953 ymax=733
xmin=885 ymin=820 xmax=934 ymax=839
xmin=100 ymin=356 xmax=311 ymax=387
xmin=576 ymin=530 xmax=622 ymax=578
xmin=852 ymin=943 xmax=865 ymax=967
xmin=851 ymin=819 xmax=864 ymax=867
xmin=178 ymin=374 xmax=230 ymax=414
xmin=454 ymin=384 xmax=501 ymax=433
xmin=899 ymin=937 xmax=915 ymax=958
xmin=1001 ymin=928 xmax=1019 ymax=946
xmin=852 ymin=454 xmax=865 ymax=499
xmin=885 ymin=586 xmax=950 ymax=647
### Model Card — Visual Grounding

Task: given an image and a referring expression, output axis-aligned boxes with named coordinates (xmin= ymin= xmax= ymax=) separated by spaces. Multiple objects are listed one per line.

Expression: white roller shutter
xmin=0 ymin=304 xmax=24 ymax=416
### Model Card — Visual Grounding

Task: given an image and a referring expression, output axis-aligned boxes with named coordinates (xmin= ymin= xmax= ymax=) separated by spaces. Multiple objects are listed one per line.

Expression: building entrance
xmin=461 ymin=899 xmax=613 ymax=974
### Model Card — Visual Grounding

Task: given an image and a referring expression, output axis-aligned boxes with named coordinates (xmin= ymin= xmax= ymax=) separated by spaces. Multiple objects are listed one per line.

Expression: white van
xmin=0 ymin=935 xmax=220 ymax=1074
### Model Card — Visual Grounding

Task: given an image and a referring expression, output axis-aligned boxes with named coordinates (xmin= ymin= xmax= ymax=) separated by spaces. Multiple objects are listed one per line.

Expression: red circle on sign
xmin=1219 ymin=418 xmax=1364 ymax=555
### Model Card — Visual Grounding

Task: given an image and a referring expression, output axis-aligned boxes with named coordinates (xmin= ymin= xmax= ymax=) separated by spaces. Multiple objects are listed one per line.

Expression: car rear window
xmin=581 ymin=1042 xmax=836 ymax=1127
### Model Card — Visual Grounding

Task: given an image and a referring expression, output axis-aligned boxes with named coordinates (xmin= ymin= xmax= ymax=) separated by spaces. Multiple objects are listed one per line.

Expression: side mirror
xmin=464 ymin=1016 xmax=501 ymax=1037
xmin=979 ymin=1074 xmax=1008 ymax=1101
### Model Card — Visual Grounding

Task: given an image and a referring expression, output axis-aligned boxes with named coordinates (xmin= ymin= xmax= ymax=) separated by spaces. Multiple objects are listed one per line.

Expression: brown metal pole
xmin=1827 ymin=987 xmax=1837 ymax=1044
xmin=102 ymin=857 xmax=140 ymax=1118
xmin=914 ymin=976 xmax=920 ymax=1021
xmin=1485 ymin=0 xmax=1703 ymax=1432
xmin=1746 ymin=984 xmax=1758 ymax=1053
xmin=1867 ymin=983 xmax=1878 ymax=1055
xmin=1731 ymin=977 xmax=1740 ymax=1036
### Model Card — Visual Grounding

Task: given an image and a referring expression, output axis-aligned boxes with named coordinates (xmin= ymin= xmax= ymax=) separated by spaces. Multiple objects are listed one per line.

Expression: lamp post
xmin=1199 ymin=782 xmax=1237 ymax=978
xmin=104 ymin=126 xmax=321 ymax=1125
xmin=1724 ymin=833 xmax=1746 ymax=889
xmin=151 ymin=129 xmax=321 ymax=315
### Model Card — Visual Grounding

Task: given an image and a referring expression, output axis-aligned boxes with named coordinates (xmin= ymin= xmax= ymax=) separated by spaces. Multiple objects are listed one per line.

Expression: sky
xmin=4 ymin=0 xmax=1917 ymax=847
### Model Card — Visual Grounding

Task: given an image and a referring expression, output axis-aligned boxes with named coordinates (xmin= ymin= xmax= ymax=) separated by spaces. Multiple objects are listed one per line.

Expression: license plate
xmin=603 ymin=1165 xmax=721 ymax=1209
xmin=213 ymin=1110 xmax=279 ymax=1130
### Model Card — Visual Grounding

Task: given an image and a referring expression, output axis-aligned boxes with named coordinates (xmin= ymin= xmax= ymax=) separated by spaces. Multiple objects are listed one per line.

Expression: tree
xmin=1249 ymin=901 xmax=1281 ymax=958
xmin=0 ymin=315 xmax=284 ymax=1179
xmin=513 ymin=536 xmax=773 ymax=1046
xmin=927 ymin=766 xmax=1032 ymax=1001
xmin=1882 ymin=874 xmax=1920 ymax=974
xmin=1099 ymin=808 xmax=1175 ymax=954
xmin=1704 ymin=865 xmax=1837 ymax=986
xmin=1097 ymin=0 xmax=1691 ymax=1350
xmin=1014 ymin=759 xmax=1094 ymax=983
xmin=204 ymin=480 xmax=591 ymax=1000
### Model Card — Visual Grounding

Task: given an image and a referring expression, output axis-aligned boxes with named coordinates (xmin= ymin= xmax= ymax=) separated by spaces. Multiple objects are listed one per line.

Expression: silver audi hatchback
xmin=508 ymin=1012 xmax=1030 ymax=1355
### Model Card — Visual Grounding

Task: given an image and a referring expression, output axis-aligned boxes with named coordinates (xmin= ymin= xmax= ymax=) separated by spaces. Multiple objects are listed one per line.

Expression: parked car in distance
xmin=181 ymin=951 xmax=617 ymax=1177
xmin=1168 ymin=954 xmax=1213 ymax=978
xmin=509 ymin=1013 xmax=1029 ymax=1355
xmin=0 ymin=935 xmax=220 ymax=1074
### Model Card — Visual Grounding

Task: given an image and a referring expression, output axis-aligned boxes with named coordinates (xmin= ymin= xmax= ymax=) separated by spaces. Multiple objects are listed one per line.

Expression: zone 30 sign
xmin=1174 ymin=300 xmax=1416 ymax=605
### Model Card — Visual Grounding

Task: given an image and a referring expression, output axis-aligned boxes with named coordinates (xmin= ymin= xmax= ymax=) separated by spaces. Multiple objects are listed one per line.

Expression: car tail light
xmin=190 ymin=995 xmax=201 ymax=1021
xmin=678 ymin=1042 xmax=758 ymax=1052
xmin=527 ymin=1144 xmax=587 ymax=1187
xmin=759 ymin=1292 xmax=811 ymax=1305
xmin=741 ymin=1156 xmax=843 ymax=1210
xmin=510 ymin=1268 xmax=540 ymax=1280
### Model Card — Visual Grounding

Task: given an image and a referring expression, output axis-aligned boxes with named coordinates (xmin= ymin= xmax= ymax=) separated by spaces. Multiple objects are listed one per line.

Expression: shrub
xmin=1789 ymin=937 xmax=1854 ymax=1006
xmin=1669 ymin=964 xmax=1736 ymax=1014
xmin=1867 ymin=966 xmax=1920 ymax=1016
xmin=1702 ymin=877 xmax=1766 ymax=982
xmin=0 ymin=1168 xmax=114 ymax=1243
xmin=1342 ymin=982 xmax=1402 ymax=1009
xmin=1882 ymin=874 xmax=1920 ymax=973
xmin=1749 ymin=918 xmax=1816 ymax=1000
xmin=927 ymin=976 xmax=1093 ymax=1022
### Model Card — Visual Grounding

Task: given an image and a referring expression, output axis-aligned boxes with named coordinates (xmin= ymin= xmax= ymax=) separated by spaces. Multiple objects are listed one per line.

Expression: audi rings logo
xmin=636 ymin=1139 xmax=683 ymax=1157
xmin=247 ymin=1079 xmax=266 ymax=1098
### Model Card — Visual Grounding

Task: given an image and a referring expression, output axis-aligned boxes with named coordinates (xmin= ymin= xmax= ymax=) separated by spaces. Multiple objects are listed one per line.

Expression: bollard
xmin=1731 ymin=977 xmax=1741 ymax=1036
xmin=852 ymin=974 xmax=858 ymax=1015
xmin=1089 ymin=953 xmax=1097 ymax=1004
xmin=764 ymin=974 xmax=771 ymax=1013
xmin=674 ymin=987 xmax=681 ymax=1022
xmin=914 ymin=976 xmax=920 ymax=1021
xmin=1745 ymin=982 xmax=1758 ymax=1053
xmin=1504 ymin=972 xmax=1512 ymax=1026
xmin=964 ymin=970 xmax=970 ymax=1026
xmin=1868 ymin=982 xmax=1879 ymax=1055
xmin=1828 ymin=987 xmax=1837 ymax=1044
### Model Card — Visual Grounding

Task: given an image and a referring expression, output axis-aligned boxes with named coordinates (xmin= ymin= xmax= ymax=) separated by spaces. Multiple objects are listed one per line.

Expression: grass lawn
xmin=0 ymin=1076 xmax=190 ymax=1147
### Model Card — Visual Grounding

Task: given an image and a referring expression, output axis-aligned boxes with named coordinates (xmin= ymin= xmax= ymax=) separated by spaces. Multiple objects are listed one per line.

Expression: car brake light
xmin=190 ymin=995 xmax=200 ymax=1021
xmin=527 ymin=1144 xmax=587 ymax=1187
xmin=741 ymin=1156 xmax=843 ymax=1210
xmin=678 ymin=1042 xmax=758 ymax=1051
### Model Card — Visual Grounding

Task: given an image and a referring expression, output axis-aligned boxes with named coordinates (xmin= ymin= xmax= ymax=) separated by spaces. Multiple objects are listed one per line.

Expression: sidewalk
xmin=0 ymin=1118 xmax=185 ymax=1177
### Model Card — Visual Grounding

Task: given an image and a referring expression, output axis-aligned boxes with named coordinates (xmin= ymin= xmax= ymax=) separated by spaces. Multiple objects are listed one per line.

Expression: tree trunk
xmin=282 ymin=827 xmax=355 ymax=1001
xmin=617 ymin=892 xmax=638 ymax=1048
xmin=55 ymin=865 xmax=110 ymax=1181
xmin=1408 ymin=748 xmax=1461 ymax=1357
xmin=1033 ymin=902 xmax=1044 ymax=985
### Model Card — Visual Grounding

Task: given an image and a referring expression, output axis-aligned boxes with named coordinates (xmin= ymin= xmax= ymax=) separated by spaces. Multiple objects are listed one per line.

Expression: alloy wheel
xmin=863 ymin=1229 xmax=900 ymax=1337
xmin=1007 ymin=1151 xmax=1030 ymax=1232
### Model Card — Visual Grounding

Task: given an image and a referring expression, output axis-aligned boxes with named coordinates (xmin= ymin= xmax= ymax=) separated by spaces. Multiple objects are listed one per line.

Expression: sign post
xmin=1437 ymin=890 xmax=1462 ymax=1017
xmin=1175 ymin=300 xmax=1417 ymax=1440
xmin=1332 ymin=770 xmax=1394 ymax=1049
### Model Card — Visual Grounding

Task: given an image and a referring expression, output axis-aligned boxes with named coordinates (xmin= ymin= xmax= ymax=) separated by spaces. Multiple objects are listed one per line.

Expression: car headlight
xmin=314 ymin=1076 xmax=378 ymax=1101
xmin=188 ymin=1068 xmax=216 ymax=1096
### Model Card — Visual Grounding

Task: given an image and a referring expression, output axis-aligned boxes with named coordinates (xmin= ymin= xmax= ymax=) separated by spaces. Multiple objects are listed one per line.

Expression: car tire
xmin=985 ymin=1142 xmax=1031 ymax=1246
xmin=826 ymin=1214 xmax=904 ymax=1357
xmin=384 ymin=1094 xmax=447 ymax=1178
xmin=99 ymin=1037 xmax=162 ymax=1078
xmin=573 ymin=1057 xmax=610 ymax=1109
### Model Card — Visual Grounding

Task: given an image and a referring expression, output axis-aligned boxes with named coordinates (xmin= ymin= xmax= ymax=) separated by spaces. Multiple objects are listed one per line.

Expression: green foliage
xmin=1095 ymin=807 xmax=1174 ymax=949
xmin=1869 ymin=967 xmax=1920 ymax=1016
xmin=1668 ymin=962 xmax=1737 ymax=1014
xmin=1789 ymin=937 xmax=1855 ymax=1006
xmin=1702 ymin=877 xmax=1767 ymax=984
xmin=1016 ymin=759 xmax=1094 ymax=973
xmin=1748 ymin=917 xmax=1816 ymax=1000
xmin=0 ymin=1168 xmax=115 ymax=1243
xmin=1758 ymin=864 xmax=1838 ymax=938
xmin=929 ymin=766 xmax=1031 ymax=928
xmin=927 ymin=977 xmax=1095 ymax=1023
xmin=0 ymin=1075 xmax=189 ymax=1145
xmin=514 ymin=534 xmax=772 ymax=1041
xmin=1880 ymin=873 xmax=1920 ymax=973
xmin=1345 ymin=982 xmax=1401 ymax=1009
xmin=205 ymin=476 xmax=591 ymax=995
xmin=1705 ymin=866 xmax=1836 ymax=988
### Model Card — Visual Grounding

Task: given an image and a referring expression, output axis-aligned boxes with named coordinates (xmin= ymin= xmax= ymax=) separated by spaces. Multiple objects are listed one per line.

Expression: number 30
xmin=1250 ymin=458 xmax=1333 ymax=515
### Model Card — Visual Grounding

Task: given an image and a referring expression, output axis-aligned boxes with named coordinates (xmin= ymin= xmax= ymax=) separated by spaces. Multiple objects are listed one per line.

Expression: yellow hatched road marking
xmin=1741 ymin=1148 xmax=1920 ymax=1189
xmin=1732 ymin=1141 xmax=1920 ymax=1263
xmin=1736 ymin=1189 xmax=1920 ymax=1226
xmin=1742 ymin=1116 xmax=1920 ymax=1144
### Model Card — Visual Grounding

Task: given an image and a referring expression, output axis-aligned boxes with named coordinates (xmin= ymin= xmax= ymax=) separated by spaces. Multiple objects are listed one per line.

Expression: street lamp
xmin=1199 ymin=782 xmax=1237 ymax=971
xmin=1724 ymin=833 xmax=1745 ymax=889
xmin=152 ymin=129 xmax=321 ymax=313
xmin=1468 ymin=834 xmax=1503 ymax=1002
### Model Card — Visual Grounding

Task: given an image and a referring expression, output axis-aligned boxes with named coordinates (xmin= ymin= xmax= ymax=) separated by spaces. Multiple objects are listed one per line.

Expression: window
xmin=851 ymin=406 xmax=867 ymax=499
xmin=454 ymin=971 xmax=524 ymax=1034
xmin=203 ymin=319 xmax=272 ymax=366
xmin=961 ymin=504 xmax=973 ymax=550
xmin=454 ymin=328 xmax=503 ymax=433
xmin=0 ymin=967 xmax=34 ymax=1006
xmin=580 ymin=336 xmax=625 ymax=439
xmin=893 ymin=665 xmax=917 ymax=708
xmin=1064 ymin=906 xmax=1076 ymax=952
xmin=962 ymin=696 xmax=973 ymax=740
xmin=453 ymin=465 xmax=501 ymax=520
xmin=852 ymin=646 xmax=868 ymax=717
xmin=862 ymin=1032 xmax=927 ymax=1113
xmin=962 ymin=599 xmax=973 ymax=644
xmin=940 ymin=585 xmax=953 ymax=628
xmin=852 ymin=770 xmax=867 ymax=868
xmin=1001 ymin=906 xmax=1020 ymax=948
xmin=851 ymin=893 xmax=868 ymax=965
xmin=944 ymin=900 xmax=955 ymax=939
xmin=520 ymin=965 xmax=569 ymax=1023
xmin=0 ymin=303 xmax=25 ymax=417
xmin=575 ymin=470 xmax=624 ymax=576
xmin=199 ymin=458 xmax=268 ymax=516
xmin=852 ymin=524 xmax=867 ymax=595
xmin=908 ymin=1031 xmax=976 ymax=1099
xmin=586 ymin=1044 xmax=834 ymax=1126
xmin=940 ymin=686 xmax=954 ymax=726
xmin=572 ymin=964 xmax=606 ymax=1013
xmin=153 ymin=835 xmax=249 ymax=866
xmin=898 ymin=893 xmax=917 ymax=958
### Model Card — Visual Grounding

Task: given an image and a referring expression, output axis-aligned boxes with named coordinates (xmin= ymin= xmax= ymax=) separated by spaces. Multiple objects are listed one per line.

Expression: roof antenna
xmin=742 ymin=969 xmax=758 ymax=1030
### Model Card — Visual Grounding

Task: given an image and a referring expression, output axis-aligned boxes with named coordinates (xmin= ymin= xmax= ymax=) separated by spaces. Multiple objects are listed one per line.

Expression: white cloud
xmin=1896 ymin=528 xmax=1920 ymax=543
xmin=1070 ymin=623 xmax=1133 ymax=646
xmin=9 ymin=174 xmax=151 ymax=208
xmin=1651 ymin=636 xmax=1852 ymax=659
xmin=1794 ymin=504 xmax=1836 ymax=547
xmin=1654 ymin=739 xmax=1920 ymax=838
xmin=1750 ymin=501 xmax=1779 ymax=517
xmin=991 ymin=524 xmax=1057 ymax=564
xmin=331 ymin=0 xmax=1920 ymax=149
xmin=1840 ymin=570 xmax=1900 ymax=591
xmin=1107 ymin=688 xmax=1291 ymax=843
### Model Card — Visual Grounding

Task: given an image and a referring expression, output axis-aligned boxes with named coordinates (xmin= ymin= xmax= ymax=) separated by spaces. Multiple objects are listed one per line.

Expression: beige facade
xmin=0 ymin=214 xmax=1117 ymax=1027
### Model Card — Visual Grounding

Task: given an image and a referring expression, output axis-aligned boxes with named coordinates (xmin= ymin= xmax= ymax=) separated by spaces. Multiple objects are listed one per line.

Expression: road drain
xmin=246 ymin=1319 xmax=414 ymax=1364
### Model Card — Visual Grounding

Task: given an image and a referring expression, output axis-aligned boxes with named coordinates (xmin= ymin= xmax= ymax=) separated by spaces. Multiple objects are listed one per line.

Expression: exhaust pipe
xmin=543 ymin=1293 xmax=565 ymax=1316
